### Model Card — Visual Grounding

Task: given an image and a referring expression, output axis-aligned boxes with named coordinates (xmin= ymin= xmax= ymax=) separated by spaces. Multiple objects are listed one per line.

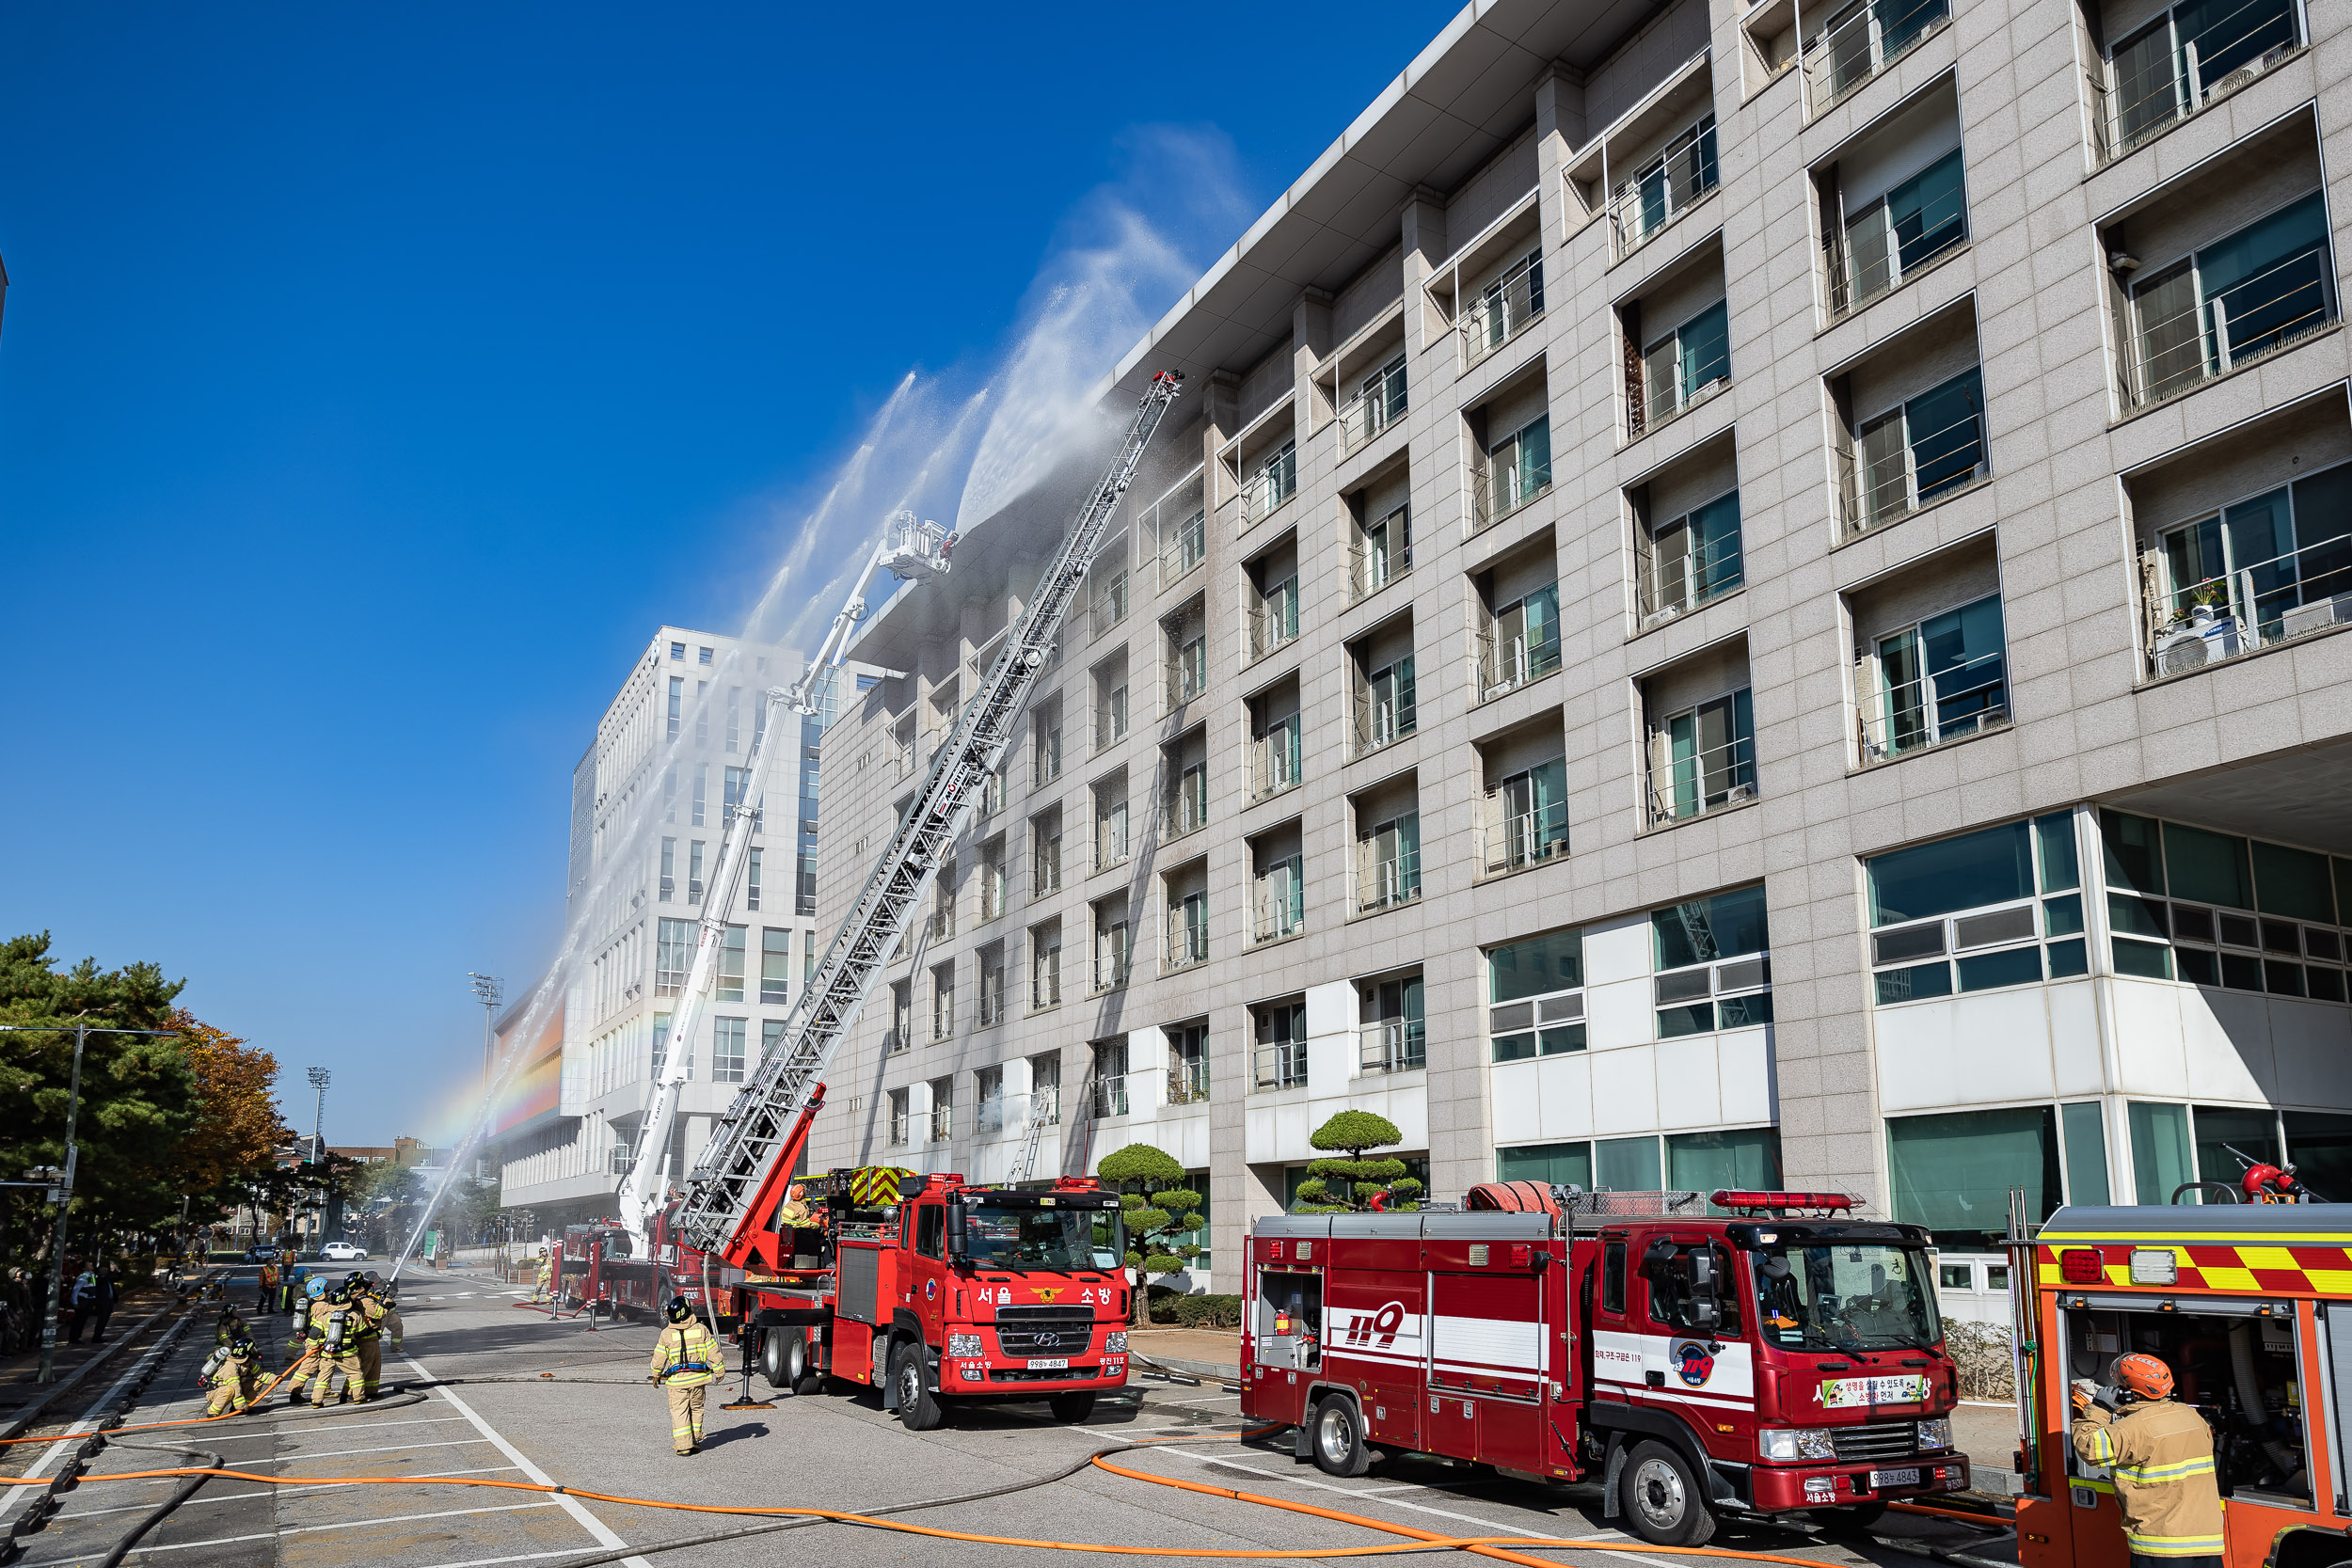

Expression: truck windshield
xmin=958 ymin=1205 xmax=1124 ymax=1274
xmin=1749 ymin=1242 xmax=1942 ymax=1353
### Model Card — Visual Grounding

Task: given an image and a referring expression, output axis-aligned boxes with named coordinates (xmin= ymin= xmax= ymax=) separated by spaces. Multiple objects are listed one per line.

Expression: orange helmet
xmin=2115 ymin=1353 xmax=2174 ymax=1400
xmin=789 ymin=1184 xmax=805 ymax=1201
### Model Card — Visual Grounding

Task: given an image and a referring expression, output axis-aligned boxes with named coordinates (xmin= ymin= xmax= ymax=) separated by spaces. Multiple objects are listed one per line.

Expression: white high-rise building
xmin=489 ymin=626 xmax=876 ymax=1229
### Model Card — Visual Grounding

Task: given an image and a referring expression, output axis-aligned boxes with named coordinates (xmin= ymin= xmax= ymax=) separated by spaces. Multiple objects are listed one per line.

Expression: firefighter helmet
xmin=664 ymin=1294 xmax=694 ymax=1324
xmin=306 ymin=1277 xmax=328 ymax=1300
xmin=228 ymin=1333 xmax=255 ymax=1356
xmin=2115 ymin=1353 xmax=2175 ymax=1401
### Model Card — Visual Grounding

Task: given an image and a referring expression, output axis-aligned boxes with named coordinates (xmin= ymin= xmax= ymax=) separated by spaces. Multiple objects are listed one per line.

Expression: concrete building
xmin=805 ymin=0 xmax=2352 ymax=1289
xmin=491 ymin=626 xmax=871 ymax=1229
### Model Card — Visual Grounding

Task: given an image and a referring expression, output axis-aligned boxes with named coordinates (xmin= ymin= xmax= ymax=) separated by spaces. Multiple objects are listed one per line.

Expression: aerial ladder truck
xmin=564 ymin=372 xmax=1186 ymax=1432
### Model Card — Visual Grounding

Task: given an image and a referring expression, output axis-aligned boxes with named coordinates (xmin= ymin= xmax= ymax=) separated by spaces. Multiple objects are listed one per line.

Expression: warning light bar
xmin=1711 ymin=1190 xmax=1856 ymax=1216
xmin=2059 ymin=1248 xmax=2105 ymax=1284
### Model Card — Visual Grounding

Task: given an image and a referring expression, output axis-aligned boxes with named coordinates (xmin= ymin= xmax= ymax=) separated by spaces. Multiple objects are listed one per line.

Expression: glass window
xmin=1887 ymin=1105 xmax=2058 ymax=1249
xmin=1667 ymin=1128 xmax=1784 ymax=1205
xmin=1857 ymin=367 xmax=1986 ymax=526
xmin=2060 ymin=1101 xmax=2111 ymax=1205
xmin=2252 ymin=839 xmax=2335 ymax=923
xmin=2102 ymin=810 xmax=2166 ymax=895
xmin=1603 ymin=1240 xmax=1627 ymax=1313
xmin=716 ymin=926 xmax=746 ymax=1003
xmin=2036 ymin=812 xmax=2080 ymax=893
xmin=2194 ymin=1104 xmax=2280 ymax=1194
xmin=1647 ymin=1242 xmax=1743 ymax=1333
xmin=1597 ymin=1135 xmax=1663 ymax=1191
xmin=1648 ymin=489 xmax=1745 ymax=616
xmin=1873 ymin=590 xmax=2006 ymax=754
xmin=1498 ymin=1141 xmax=1592 ymax=1189
xmin=2129 ymin=1101 xmax=2196 ymax=1204
xmin=1662 ymin=689 xmax=1756 ymax=821
xmin=1654 ymin=884 xmax=1770 ymax=969
xmin=2133 ymin=194 xmax=2334 ymax=403
xmin=2283 ymin=1112 xmax=2352 ymax=1205
xmin=1490 ymin=928 xmax=1584 ymax=1003
xmin=2165 ymin=821 xmax=2253 ymax=909
xmin=1868 ymin=819 xmax=2035 ymax=926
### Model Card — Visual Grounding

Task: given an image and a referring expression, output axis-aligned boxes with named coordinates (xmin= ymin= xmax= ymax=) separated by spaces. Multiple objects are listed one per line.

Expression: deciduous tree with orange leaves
xmin=165 ymin=1009 xmax=288 ymax=1197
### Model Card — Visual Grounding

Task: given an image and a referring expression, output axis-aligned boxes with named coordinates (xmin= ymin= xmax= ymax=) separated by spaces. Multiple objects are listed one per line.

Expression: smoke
xmin=402 ymin=125 xmax=1247 ymax=1265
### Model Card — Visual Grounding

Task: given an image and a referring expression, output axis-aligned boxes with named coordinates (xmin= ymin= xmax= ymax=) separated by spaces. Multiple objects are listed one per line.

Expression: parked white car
xmin=319 ymin=1241 xmax=369 ymax=1261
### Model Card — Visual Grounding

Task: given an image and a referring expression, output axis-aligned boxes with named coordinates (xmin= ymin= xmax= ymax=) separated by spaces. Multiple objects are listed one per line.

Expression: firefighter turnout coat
xmin=649 ymin=1321 xmax=720 ymax=1453
xmin=2071 ymin=1397 xmax=2226 ymax=1559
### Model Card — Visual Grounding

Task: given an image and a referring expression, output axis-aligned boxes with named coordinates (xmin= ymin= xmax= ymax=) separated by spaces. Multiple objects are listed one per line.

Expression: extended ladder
xmin=676 ymin=371 xmax=1184 ymax=1257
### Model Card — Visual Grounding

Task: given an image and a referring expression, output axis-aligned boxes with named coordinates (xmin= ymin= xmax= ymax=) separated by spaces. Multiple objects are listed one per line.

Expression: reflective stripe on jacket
xmin=650 ymin=1323 xmax=720 ymax=1387
xmin=2072 ymin=1399 xmax=2225 ymax=1559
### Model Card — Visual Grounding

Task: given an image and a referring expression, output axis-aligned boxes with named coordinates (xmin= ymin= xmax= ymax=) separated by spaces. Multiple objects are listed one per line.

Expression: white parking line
xmin=0 ymin=1327 xmax=187 ymax=1528
xmin=402 ymin=1351 xmax=652 ymax=1568
xmin=209 ymin=1415 xmax=474 ymax=1443
xmin=18 ymin=1500 xmax=565 ymax=1562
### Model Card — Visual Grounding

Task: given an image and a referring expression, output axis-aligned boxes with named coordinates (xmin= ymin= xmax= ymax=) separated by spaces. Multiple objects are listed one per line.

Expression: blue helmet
xmin=306 ymin=1277 xmax=328 ymax=1300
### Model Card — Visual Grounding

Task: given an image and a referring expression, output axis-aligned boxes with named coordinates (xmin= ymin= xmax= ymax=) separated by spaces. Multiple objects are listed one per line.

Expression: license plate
xmin=1026 ymin=1358 xmax=1070 ymax=1370
xmin=1869 ymin=1467 xmax=1922 ymax=1490
xmin=1821 ymin=1374 xmax=1929 ymax=1408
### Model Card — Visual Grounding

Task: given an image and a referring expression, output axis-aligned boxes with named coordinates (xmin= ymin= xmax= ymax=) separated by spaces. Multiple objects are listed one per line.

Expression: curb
xmin=1131 ymin=1351 xmax=1239 ymax=1386
xmin=0 ymin=1290 xmax=198 ymax=1442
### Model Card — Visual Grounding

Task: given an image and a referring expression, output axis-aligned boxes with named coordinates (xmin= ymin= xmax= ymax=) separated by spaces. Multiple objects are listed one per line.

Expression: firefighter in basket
xmin=2071 ymin=1352 xmax=2226 ymax=1567
xmin=201 ymin=1331 xmax=262 ymax=1416
xmin=648 ymin=1294 xmax=720 ymax=1456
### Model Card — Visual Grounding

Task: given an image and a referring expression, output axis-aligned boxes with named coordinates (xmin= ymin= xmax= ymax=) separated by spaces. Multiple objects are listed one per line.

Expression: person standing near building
xmin=63 ymin=1264 xmax=93 ymax=1345
xmin=87 ymin=1261 xmax=116 ymax=1342
xmin=2071 ymin=1353 xmax=2225 ymax=1567
xmin=647 ymin=1295 xmax=719 ymax=1456
xmin=256 ymin=1259 xmax=278 ymax=1315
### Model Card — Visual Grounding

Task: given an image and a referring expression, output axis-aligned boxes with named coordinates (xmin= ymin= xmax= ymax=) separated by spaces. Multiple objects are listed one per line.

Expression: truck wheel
xmin=757 ymin=1330 xmax=788 ymax=1390
xmin=1048 ymin=1392 xmax=1096 ymax=1424
xmin=1617 ymin=1441 xmax=1716 ymax=1547
xmin=891 ymin=1343 xmax=945 ymax=1432
xmin=1310 ymin=1396 xmax=1374 ymax=1478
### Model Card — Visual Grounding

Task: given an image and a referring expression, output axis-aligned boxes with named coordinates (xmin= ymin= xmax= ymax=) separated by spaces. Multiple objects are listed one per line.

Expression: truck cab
xmin=1242 ymin=1187 xmax=1968 ymax=1546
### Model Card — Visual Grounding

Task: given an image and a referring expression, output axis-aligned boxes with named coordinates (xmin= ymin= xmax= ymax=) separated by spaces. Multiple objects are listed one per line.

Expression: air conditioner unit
xmin=2282 ymin=593 xmax=2352 ymax=640
xmin=2155 ymin=627 xmax=2210 ymax=676
xmin=1727 ymin=783 xmax=1757 ymax=802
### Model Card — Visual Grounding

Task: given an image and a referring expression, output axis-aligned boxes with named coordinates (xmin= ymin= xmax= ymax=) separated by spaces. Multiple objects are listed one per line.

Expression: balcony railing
xmin=1162 ymin=784 xmax=1209 ymax=840
xmin=1249 ymin=729 xmax=1302 ymax=801
xmin=1358 ymin=1019 xmax=1426 ymax=1075
xmin=1470 ymin=455 xmax=1551 ymax=535
xmin=1646 ymin=733 xmax=1759 ymax=828
xmin=1166 ymin=1060 xmax=1211 ymax=1106
xmin=1158 ymin=508 xmax=1207 ymax=588
xmin=1839 ymin=404 xmax=1988 ymax=536
xmin=1352 ymin=694 xmax=1416 ymax=757
xmin=1248 ymin=599 xmax=1300 ymax=662
xmin=1356 ymin=847 xmax=1422 ymax=915
xmin=1475 ymin=799 xmax=1571 ymax=879
xmin=1349 ymin=532 xmax=1410 ymax=601
xmin=1640 ymin=531 xmax=1745 ymax=625
xmin=1240 ymin=450 xmax=1297 ymax=525
xmin=929 ymin=904 xmax=955 ymax=943
xmin=929 ymin=1107 xmax=952 ymax=1143
xmin=1092 ymin=1072 xmax=1131 ymax=1119
xmin=2147 ymin=532 xmax=2352 ymax=677
xmin=976 ymin=1096 xmax=1008 ymax=1137
xmin=1858 ymin=654 xmax=2010 ymax=763
xmin=1461 ymin=254 xmax=1546 ymax=369
xmin=1337 ymin=372 xmax=1407 ymax=455
xmin=2126 ymin=249 xmax=2338 ymax=410
xmin=1638 ymin=341 xmax=1729 ymax=436
xmin=1608 ymin=120 xmax=1720 ymax=260
xmin=1825 ymin=210 xmax=1966 ymax=322
xmin=2094 ymin=0 xmax=2301 ymax=163
xmin=1032 ymin=1083 xmax=1062 ymax=1126
xmin=1803 ymin=0 xmax=1950 ymax=115
xmin=1478 ymin=621 xmax=1563 ymax=700
xmin=892 ymin=740 xmax=916 ymax=782
xmin=1167 ymin=911 xmax=1210 ymax=971
xmin=1252 ymin=1039 xmax=1308 ymax=1091
xmin=887 ymin=1113 xmax=909 ymax=1148
xmin=1252 ymin=894 xmax=1304 ymax=944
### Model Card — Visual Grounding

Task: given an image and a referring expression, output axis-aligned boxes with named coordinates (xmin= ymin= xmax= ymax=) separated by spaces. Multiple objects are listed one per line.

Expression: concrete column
xmin=1533 ymin=65 xmax=1587 ymax=246
xmin=1399 ymin=187 xmax=1449 ymax=356
xmin=1293 ymin=287 xmax=1334 ymax=429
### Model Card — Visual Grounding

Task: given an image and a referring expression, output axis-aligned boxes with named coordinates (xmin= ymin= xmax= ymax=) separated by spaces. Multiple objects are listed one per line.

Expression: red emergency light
xmin=2059 ymin=1248 xmax=2105 ymax=1284
xmin=1711 ymin=1190 xmax=1856 ymax=1216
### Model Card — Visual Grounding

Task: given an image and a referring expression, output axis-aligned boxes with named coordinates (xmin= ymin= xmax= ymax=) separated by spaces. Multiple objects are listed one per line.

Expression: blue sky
xmin=0 ymin=5 xmax=1454 ymax=1145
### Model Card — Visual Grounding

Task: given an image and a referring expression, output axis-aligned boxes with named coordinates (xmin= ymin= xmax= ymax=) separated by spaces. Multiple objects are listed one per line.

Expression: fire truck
xmin=1242 ymin=1183 xmax=1970 ymax=1547
xmin=2014 ymin=1184 xmax=2352 ymax=1568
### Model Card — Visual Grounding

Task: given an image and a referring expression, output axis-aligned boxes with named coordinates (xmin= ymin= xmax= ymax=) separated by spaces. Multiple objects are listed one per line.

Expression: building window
xmin=1852 ymin=367 xmax=1987 ymax=531
xmin=1168 ymin=758 xmax=1209 ymax=836
xmin=1034 ymin=705 xmax=1064 ymax=785
xmin=1359 ymin=974 xmax=1425 ymax=1074
xmin=1094 ymin=911 xmax=1131 ymax=992
xmin=978 ymin=839 xmax=1007 ymax=923
xmin=660 ymin=838 xmax=676 ymax=903
xmin=1352 ymin=503 xmax=1411 ymax=600
xmin=723 ymin=766 xmax=753 ymax=825
xmin=1031 ymin=1052 xmax=1062 ymax=1125
xmin=1243 ymin=438 xmax=1297 ymax=523
xmin=930 ymin=962 xmax=955 ymax=1041
xmin=1805 ymin=0 xmax=1950 ymax=110
xmin=745 ymin=847 xmax=761 ymax=911
xmin=1252 ymin=1000 xmax=1309 ymax=1090
xmin=1033 ymin=815 xmax=1062 ymax=896
xmin=1465 ymin=249 xmax=1545 ymax=366
xmin=1357 ymin=812 xmax=1422 ymax=914
xmin=726 ymin=687 xmax=741 ymax=753
xmin=1487 ymin=927 xmax=1584 ymax=1062
xmin=1835 ymin=148 xmax=1967 ymax=318
xmin=1091 ymin=1037 xmax=1131 ymax=1118
xmin=1340 ymin=354 xmax=1408 ymax=454
xmin=2100 ymin=809 xmax=2351 ymax=999
xmin=1480 ymin=583 xmax=1561 ymax=699
xmin=1867 ymin=591 xmax=2008 ymax=760
xmin=795 ymin=843 xmax=817 ymax=918
xmin=651 ymin=1011 xmax=674 ymax=1079
xmin=1253 ymin=854 xmax=1304 ymax=944
xmin=1481 ymin=758 xmax=1569 ymax=876
xmin=691 ymin=765 xmax=707 ymax=828
xmin=656 ymin=919 xmax=691 ymax=997
xmin=1175 ymin=628 xmax=1208 ymax=703
xmin=689 ymin=841 xmax=706 ymax=905
xmin=1250 ymin=575 xmax=1300 ymax=661
xmin=695 ymin=681 xmax=708 ymax=746
xmin=1251 ymin=711 xmax=1302 ymax=800
xmin=1640 ymin=300 xmax=1731 ymax=429
xmin=1030 ymin=923 xmax=1063 ymax=1010
xmin=698 ymin=645 xmax=713 ymax=665
xmin=1094 ymin=668 xmax=1129 ymax=751
xmin=710 ymin=1017 xmax=746 ymax=1085
xmin=1643 ymin=490 xmax=1744 ymax=623
xmin=1094 ymin=791 xmax=1131 ymax=871
xmin=1167 ymin=1021 xmax=1210 ymax=1103
xmin=1867 ymin=813 xmax=2085 ymax=1002
xmin=761 ymin=1015 xmax=787 ymax=1068
xmin=761 ymin=927 xmax=790 ymax=1006
xmin=1888 ymin=1105 xmax=2058 ymax=1249
xmin=2106 ymin=0 xmax=2303 ymax=156
xmin=1651 ymin=689 xmax=1756 ymax=826
xmin=1093 ymin=561 xmax=1130 ymax=636
xmin=888 ymin=1087 xmax=910 ymax=1148
xmin=717 ymin=925 xmax=747 ymax=1003
xmin=1653 ymin=885 xmax=1772 ymax=1037
xmin=1612 ymin=116 xmax=1720 ymax=257
xmin=670 ymin=641 xmax=685 ymax=661
xmin=1479 ymin=414 xmax=1552 ymax=529
xmin=667 ymin=676 xmax=683 ymax=739
xmin=1359 ymin=656 xmax=1416 ymax=754
xmin=888 ymin=982 xmax=911 ymax=1055
xmin=2153 ymin=463 xmax=2352 ymax=658
xmin=976 ymin=1065 xmax=1006 ymax=1136
xmin=1168 ymin=889 xmax=1209 ymax=971
xmin=977 ymin=944 xmax=1007 ymax=1027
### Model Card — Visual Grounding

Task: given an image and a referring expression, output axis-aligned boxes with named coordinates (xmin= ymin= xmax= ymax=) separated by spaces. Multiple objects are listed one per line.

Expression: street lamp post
xmin=468 ymin=974 xmax=503 ymax=1094
xmin=306 ymin=1068 xmax=330 ymax=1248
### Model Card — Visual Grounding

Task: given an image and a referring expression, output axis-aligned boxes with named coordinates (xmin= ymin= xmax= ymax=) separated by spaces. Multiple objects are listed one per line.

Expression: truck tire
xmin=757 ymin=1330 xmax=789 ymax=1391
xmin=1310 ymin=1396 xmax=1374 ymax=1479
xmin=758 ymin=1329 xmax=808 ymax=1394
xmin=891 ymin=1342 xmax=945 ymax=1432
xmin=1048 ymin=1392 xmax=1096 ymax=1424
xmin=1617 ymin=1440 xmax=1716 ymax=1548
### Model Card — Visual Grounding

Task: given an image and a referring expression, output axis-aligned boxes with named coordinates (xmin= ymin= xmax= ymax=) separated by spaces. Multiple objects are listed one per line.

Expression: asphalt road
xmin=0 ymin=1265 xmax=2020 ymax=1568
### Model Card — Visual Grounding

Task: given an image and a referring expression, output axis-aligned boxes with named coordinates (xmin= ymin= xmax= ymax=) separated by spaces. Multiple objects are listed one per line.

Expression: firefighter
xmin=777 ymin=1183 xmax=818 ymax=1227
xmin=306 ymin=1277 xmax=367 ymax=1408
xmin=2071 ymin=1352 xmax=2225 ymax=1566
xmin=202 ymin=1331 xmax=262 ymax=1417
xmin=346 ymin=1271 xmax=393 ymax=1399
xmin=368 ymin=1274 xmax=405 ymax=1360
xmin=283 ymin=1276 xmax=327 ymax=1401
xmin=256 ymin=1259 xmax=278 ymax=1314
xmin=532 ymin=1247 xmax=553 ymax=1304
xmin=648 ymin=1295 xmax=719 ymax=1456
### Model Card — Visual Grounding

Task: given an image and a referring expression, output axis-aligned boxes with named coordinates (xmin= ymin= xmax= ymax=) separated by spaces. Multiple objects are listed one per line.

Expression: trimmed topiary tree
xmin=1293 ymin=1109 xmax=1423 ymax=1212
xmin=1097 ymin=1142 xmax=1204 ymax=1323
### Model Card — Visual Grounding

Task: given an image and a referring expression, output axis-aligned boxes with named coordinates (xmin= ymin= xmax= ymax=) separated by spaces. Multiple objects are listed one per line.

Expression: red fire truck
xmin=1242 ymin=1184 xmax=1969 ymax=1547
